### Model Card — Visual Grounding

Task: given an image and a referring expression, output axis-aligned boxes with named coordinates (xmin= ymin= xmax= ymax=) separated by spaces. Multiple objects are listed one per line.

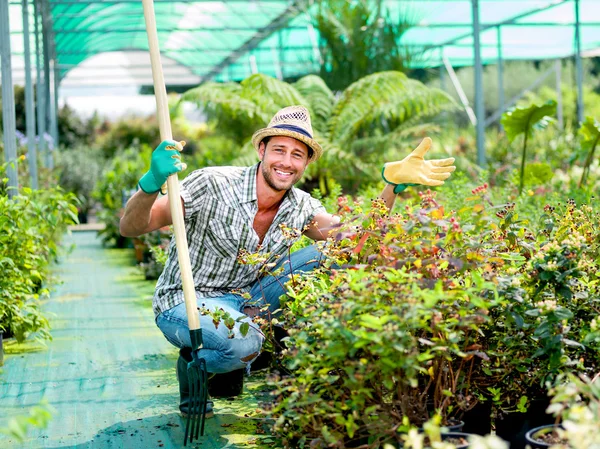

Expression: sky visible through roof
xmin=3 ymin=0 xmax=600 ymax=116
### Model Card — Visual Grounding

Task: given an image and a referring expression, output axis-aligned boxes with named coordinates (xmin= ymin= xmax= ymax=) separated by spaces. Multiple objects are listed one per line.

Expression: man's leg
xmin=247 ymin=244 xmax=325 ymax=315
xmin=156 ymin=295 xmax=264 ymax=414
xmin=245 ymin=244 xmax=325 ymax=371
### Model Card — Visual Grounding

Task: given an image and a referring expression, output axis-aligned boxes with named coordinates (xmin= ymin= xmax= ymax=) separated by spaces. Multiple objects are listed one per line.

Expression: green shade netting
xmin=5 ymin=0 xmax=600 ymax=86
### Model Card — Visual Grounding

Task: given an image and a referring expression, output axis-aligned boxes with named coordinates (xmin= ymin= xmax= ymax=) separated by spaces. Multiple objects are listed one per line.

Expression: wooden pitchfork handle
xmin=141 ymin=0 xmax=201 ymax=337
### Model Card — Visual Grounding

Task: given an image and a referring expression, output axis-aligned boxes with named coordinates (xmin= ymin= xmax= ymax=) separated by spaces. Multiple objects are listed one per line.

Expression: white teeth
xmin=275 ymin=169 xmax=292 ymax=176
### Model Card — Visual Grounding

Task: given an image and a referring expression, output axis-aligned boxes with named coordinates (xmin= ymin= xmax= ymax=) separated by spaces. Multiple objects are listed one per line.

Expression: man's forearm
xmin=119 ymin=189 xmax=159 ymax=237
xmin=379 ymin=183 xmax=397 ymax=212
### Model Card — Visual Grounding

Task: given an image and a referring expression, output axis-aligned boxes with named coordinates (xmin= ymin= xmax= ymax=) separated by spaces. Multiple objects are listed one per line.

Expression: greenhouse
xmin=1 ymin=0 xmax=600 ymax=448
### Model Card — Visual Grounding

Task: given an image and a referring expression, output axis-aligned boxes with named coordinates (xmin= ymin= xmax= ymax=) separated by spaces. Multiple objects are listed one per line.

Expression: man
xmin=119 ymin=105 xmax=455 ymax=418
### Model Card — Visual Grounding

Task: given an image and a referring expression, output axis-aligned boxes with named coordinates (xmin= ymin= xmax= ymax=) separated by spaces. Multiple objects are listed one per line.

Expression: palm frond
xmin=180 ymin=82 xmax=269 ymax=123
xmin=293 ymin=75 xmax=335 ymax=134
xmin=240 ymin=74 xmax=309 ymax=116
xmin=329 ymin=71 xmax=456 ymax=146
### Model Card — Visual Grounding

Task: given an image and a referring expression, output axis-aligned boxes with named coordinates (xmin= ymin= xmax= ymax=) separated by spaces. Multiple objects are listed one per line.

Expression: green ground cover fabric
xmin=0 ymin=231 xmax=272 ymax=449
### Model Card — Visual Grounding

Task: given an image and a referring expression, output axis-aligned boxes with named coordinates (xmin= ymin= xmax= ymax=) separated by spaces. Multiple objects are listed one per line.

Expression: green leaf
xmin=501 ymin=101 xmax=557 ymax=143
xmin=239 ymin=322 xmax=250 ymax=337
xmin=553 ymin=308 xmax=573 ymax=320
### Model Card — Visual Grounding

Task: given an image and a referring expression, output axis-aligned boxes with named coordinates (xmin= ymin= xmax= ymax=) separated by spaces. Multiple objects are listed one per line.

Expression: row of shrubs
xmin=0 ymin=161 xmax=79 ymax=343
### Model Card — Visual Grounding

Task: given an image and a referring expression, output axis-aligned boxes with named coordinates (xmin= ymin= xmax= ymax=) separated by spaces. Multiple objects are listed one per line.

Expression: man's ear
xmin=258 ymin=141 xmax=266 ymax=160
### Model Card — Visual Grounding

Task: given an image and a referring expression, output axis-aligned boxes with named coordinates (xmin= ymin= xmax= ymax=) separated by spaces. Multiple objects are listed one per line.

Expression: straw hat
xmin=252 ymin=105 xmax=323 ymax=161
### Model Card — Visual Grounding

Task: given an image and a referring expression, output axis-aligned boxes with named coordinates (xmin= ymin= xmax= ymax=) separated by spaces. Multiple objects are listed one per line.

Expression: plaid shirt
xmin=152 ymin=163 xmax=326 ymax=317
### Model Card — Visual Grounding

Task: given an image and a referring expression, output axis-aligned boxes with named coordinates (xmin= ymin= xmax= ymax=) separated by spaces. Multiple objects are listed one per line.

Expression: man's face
xmin=259 ymin=136 xmax=310 ymax=192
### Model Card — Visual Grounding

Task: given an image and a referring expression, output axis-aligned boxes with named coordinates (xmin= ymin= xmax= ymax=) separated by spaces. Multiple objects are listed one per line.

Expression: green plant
xmin=0 ymin=401 xmax=54 ymax=442
xmin=313 ymin=0 xmax=417 ymax=91
xmin=0 ymin=162 xmax=79 ymax=341
xmin=501 ymin=101 xmax=557 ymax=195
xmin=261 ymin=190 xmax=508 ymax=448
xmin=578 ymin=117 xmax=600 ymax=187
xmin=545 ymin=373 xmax=600 ymax=449
xmin=55 ymin=146 xmax=105 ymax=218
xmin=93 ymin=147 xmax=150 ymax=247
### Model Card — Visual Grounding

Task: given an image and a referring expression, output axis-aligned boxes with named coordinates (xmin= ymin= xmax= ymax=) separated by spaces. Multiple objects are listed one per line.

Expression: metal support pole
xmin=249 ymin=54 xmax=258 ymax=74
xmin=472 ymin=0 xmax=486 ymax=165
xmin=278 ymin=30 xmax=285 ymax=80
xmin=22 ymin=0 xmax=38 ymax=189
xmin=556 ymin=59 xmax=564 ymax=130
xmin=439 ymin=48 xmax=446 ymax=91
xmin=34 ymin=0 xmax=46 ymax=169
xmin=0 ymin=0 xmax=19 ymax=197
xmin=496 ymin=26 xmax=504 ymax=121
xmin=52 ymin=60 xmax=60 ymax=146
xmin=574 ymin=0 xmax=584 ymax=124
xmin=272 ymin=45 xmax=283 ymax=80
xmin=42 ymin=0 xmax=54 ymax=167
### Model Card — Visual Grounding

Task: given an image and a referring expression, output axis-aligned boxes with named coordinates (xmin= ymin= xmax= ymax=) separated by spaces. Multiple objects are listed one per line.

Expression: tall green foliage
xmin=501 ymin=101 xmax=556 ymax=194
xmin=180 ymin=72 xmax=456 ymax=192
xmin=313 ymin=0 xmax=417 ymax=91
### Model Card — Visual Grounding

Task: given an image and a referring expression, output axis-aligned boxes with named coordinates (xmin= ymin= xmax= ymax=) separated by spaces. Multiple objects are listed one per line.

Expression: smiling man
xmin=118 ymin=105 xmax=456 ymax=418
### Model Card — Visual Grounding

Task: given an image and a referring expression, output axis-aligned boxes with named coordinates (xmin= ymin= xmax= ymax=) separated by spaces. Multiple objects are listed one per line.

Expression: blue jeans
xmin=156 ymin=245 xmax=324 ymax=373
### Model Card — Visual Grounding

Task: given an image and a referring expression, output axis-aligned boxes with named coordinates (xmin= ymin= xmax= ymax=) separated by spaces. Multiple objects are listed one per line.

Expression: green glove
xmin=138 ymin=140 xmax=186 ymax=194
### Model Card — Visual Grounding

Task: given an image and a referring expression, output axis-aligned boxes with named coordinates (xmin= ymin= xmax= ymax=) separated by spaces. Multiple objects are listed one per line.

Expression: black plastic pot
xmin=440 ymin=432 xmax=471 ymax=448
xmin=462 ymin=401 xmax=492 ymax=435
xmin=495 ymin=397 xmax=554 ymax=449
xmin=525 ymin=424 xmax=564 ymax=449
xmin=445 ymin=419 xmax=465 ymax=432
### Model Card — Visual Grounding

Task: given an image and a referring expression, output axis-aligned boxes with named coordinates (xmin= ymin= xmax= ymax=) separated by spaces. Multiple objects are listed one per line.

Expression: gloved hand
xmin=382 ymin=137 xmax=456 ymax=194
xmin=138 ymin=140 xmax=187 ymax=194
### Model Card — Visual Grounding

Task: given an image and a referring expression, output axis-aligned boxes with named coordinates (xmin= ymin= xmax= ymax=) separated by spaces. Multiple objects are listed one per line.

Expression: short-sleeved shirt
xmin=152 ymin=163 xmax=326 ymax=317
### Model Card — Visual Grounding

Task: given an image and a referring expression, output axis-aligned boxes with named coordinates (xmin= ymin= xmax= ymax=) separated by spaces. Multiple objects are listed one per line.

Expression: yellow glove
xmin=382 ymin=137 xmax=456 ymax=194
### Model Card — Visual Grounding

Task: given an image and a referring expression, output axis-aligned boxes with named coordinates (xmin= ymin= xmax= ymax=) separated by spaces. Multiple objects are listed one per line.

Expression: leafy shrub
xmin=93 ymin=147 xmax=150 ymax=247
xmin=0 ymin=163 xmax=79 ymax=342
xmin=55 ymin=146 xmax=105 ymax=218
xmin=266 ymin=190 xmax=502 ymax=448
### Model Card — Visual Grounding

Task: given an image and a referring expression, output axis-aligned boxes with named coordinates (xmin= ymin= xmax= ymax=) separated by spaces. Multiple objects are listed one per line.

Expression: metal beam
xmin=200 ymin=0 xmax=309 ymax=82
xmin=13 ymin=21 xmax=600 ymax=37
xmin=472 ymin=0 xmax=486 ymax=166
xmin=430 ymin=0 xmax=569 ymax=50
xmin=1 ymin=0 xmax=19 ymax=197
xmin=13 ymin=27 xmax=271 ymax=34
xmin=443 ymin=56 xmax=476 ymax=126
xmin=22 ymin=0 xmax=38 ymax=189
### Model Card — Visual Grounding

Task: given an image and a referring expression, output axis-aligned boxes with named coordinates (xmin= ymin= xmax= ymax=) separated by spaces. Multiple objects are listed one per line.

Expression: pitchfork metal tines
xmin=183 ymin=355 xmax=209 ymax=445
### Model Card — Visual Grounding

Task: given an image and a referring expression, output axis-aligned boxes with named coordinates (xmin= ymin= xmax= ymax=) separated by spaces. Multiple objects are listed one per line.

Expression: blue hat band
xmin=272 ymin=124 xmax=312 ymax=139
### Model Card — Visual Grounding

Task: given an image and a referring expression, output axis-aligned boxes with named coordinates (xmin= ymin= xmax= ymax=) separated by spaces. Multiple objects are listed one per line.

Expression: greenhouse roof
xmin=6 ymin=0 xmax=600 ymax=89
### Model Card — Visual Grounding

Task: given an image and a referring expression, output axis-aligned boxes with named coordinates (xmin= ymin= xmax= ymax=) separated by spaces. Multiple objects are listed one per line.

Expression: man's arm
xmin=120 ymin=138 xmax=187 ymax=237
xmin=120 ymin=192 xmax=183 ymax=237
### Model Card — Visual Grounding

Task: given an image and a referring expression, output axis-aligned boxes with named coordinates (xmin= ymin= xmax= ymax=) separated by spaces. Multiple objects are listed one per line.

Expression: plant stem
xmin=579 ymin=135 xmax=599 ymax=188
xmin=519 ymin=130 xmax=529 ymax=195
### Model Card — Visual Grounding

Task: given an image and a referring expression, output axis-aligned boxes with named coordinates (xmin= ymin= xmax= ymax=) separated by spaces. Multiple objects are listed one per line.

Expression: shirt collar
xmin=242 ymin=162 xmax=300 ymax=207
